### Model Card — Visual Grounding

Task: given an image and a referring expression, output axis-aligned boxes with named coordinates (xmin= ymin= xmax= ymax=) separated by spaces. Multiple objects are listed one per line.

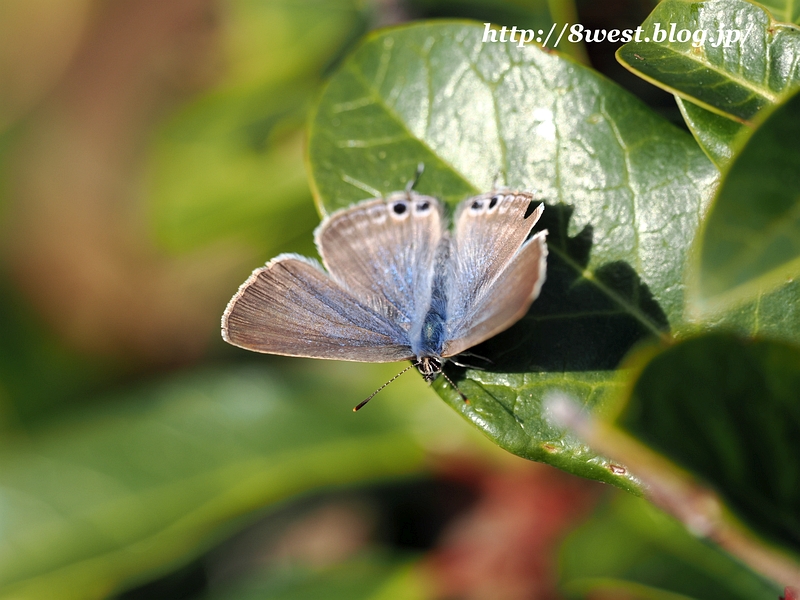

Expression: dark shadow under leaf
xmin=462 ymin=203 xmax=670 ymax=374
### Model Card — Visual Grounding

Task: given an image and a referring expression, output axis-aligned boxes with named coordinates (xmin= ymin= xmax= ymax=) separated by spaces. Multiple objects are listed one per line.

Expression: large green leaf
xmin=0 ymin=363 xmax=434 ymax=600
xmin=307 ymin=21 xmax=719 ymax=490
xmin=617 ymin=0 xmax=800 ymax=124
xmin=690 ymin=89 xmax=800 ymax=314
xmin=615 ymin=333 xmax=800 ymax=557
xmin=559 ymin=493 xmax=782 ymax=599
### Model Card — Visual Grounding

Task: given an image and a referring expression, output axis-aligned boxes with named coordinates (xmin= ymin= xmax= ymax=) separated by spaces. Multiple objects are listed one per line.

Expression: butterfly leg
xmin=448 ymin=352 xmax=493 ymax=370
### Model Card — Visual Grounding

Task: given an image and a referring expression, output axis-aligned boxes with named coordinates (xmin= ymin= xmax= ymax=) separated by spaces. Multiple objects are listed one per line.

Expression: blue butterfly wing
xmin=222 ymin=254 xmax=413 ymax=362
xmin=443 ymin=192 xmax=547 ymax=357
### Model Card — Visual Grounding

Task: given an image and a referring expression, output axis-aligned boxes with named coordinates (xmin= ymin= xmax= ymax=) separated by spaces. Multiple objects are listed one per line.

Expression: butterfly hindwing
xmin=443 ymin=192 xmax=547 ymax=357
xmin=443 ymin=228 xmax=547 ymax=357
xmin=222 ymin=254 xmax=414 ymax=362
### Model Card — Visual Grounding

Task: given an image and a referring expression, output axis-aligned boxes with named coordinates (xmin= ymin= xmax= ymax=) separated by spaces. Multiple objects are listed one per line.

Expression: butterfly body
xmin=222 ymin=189 xmax=548 ymax=382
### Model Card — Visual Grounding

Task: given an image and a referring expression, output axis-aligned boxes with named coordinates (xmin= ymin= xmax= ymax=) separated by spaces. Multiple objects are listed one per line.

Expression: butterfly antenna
xmin=406 ymin=162 xmax=425 ymax=194
xmin=440 ymin=370 xmax=469 ymax=403
xmin=353 ymin=364 xmax=415 ymax=412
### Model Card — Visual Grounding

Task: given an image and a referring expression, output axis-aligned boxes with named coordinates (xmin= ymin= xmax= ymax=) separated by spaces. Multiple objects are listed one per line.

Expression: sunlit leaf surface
xmin=617 ymin=0 xmax=800 ymax=124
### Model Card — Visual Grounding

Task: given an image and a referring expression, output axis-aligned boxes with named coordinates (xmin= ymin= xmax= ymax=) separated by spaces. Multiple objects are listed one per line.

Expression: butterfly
xmin=221 ymin=183 xmax=548 ymax=409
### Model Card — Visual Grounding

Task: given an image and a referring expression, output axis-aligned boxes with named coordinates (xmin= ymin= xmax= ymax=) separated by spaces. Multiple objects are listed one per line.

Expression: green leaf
xmin=0 ymin=363 xmax=432 ymax=599
xmin=676 ymin=97 xmax=746 ymax=168
xmin=220 ymin=0 xmax=364 ymax=91
xmin=202 ymin=557 xmax=428 ymax=600
xmin=148 ymin=89 xmax=319 ymax=254
xmin=616 ymin=0 xmax=800 ymax=124
xmin=758 ymin=0 xmax=800 ymax=25
xmin=690 ymin=88 xmax=800 ymax=314
xmin=615 ymin=333 xmax=800 ymax=556
xmin=695 ymin=280 xmax=800 ymax=350
xmin=148 ymin=0 xmax=366 ymax=254
xmin=559 ymin=493 xmax=782 ymax=599
xmin=307 ymin=21 xmax=719 ymax=490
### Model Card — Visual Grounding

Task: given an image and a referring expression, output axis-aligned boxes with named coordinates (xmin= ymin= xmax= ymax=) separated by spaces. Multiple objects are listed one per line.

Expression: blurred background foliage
xmin=0 ymin=0 xmax=791 ymax=599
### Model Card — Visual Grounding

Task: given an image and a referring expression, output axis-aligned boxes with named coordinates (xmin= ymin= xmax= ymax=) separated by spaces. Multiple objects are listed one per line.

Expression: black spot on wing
xmin=523 ymin=199 xmax=537 ymax=219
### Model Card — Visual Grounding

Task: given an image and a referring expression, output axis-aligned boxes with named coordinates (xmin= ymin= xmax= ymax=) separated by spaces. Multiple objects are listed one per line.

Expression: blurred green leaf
xmin=559 ymin=493 xmax=782 ymax=599
xmin=616 ymin=0 xmax=800 ymax=124
xmin=0 ymin=363 xmax=432 ymax=600
xmin=307 ymin=21 xmax=719 ymax=491
xmin=221 ymin=0 xmax=366 ymax=91
xmin=0 ymin=279 xmax=122 ymax=427
xmin=615 ymin=333 xmax=800 ymax=556
xmin=148 ymin=0 xmax=366 ymax=254
xmin=690 ymin=89 xmax=800 ymax=314
xmin=758 ymin=0 xmax=800 ymax=25
xmin=675 ymin=98 xmax=745 ymax=168
xmin=408 ymin=0 xmax=589 ymax=64
xmin=203 ymin=556 xmax=429 ymax=600
xmin=148 ymin=89 xmax=319 ymax=254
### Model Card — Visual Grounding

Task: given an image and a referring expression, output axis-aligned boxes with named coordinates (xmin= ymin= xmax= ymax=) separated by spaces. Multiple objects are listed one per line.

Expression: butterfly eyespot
xmin=488 ymin=195 xmax=500 ymax=209
xmin=414 ymin=201 xmax=431 ymax=214
xmin=367 ymin=205 xmax=387 ymax=224
xmin=470 ymin=200 xmax=484 ymax=212
xmin=391 ymin=201 xmax=408 ymax=217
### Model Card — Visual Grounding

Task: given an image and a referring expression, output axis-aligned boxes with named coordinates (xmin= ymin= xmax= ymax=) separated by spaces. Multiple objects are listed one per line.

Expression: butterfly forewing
xmin=222 ymin=254 xmax=414 ymax=362
xmin=316 ymin=192 xmax=445 ymax=329
xmin=443 ymin=193 xmax=547 ymax=356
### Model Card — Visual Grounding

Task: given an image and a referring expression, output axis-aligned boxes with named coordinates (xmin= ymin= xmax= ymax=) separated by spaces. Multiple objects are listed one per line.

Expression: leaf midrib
xmin=622 ymin=43 xmax=779 ymax=104
xmin=548 ymin=244 xmax=672 ymax=342
xmin=343 ymin=50 xmax=478 ymax=196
